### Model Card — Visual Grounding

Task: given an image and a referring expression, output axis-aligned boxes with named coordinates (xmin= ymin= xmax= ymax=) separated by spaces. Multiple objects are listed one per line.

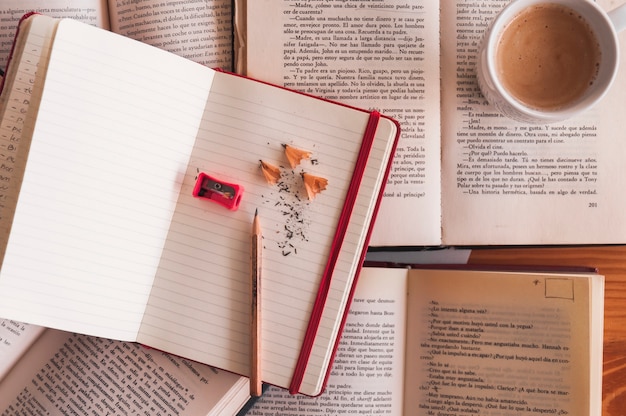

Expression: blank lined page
xmin=137 ymin=72 xmax=397 ymax=394
xmin=0 ymin=19 xmax=214 ymax=340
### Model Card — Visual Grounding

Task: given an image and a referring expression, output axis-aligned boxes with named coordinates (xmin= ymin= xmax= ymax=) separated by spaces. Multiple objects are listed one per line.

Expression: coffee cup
xmin=476 ymin=0 xmax=626 ymax=123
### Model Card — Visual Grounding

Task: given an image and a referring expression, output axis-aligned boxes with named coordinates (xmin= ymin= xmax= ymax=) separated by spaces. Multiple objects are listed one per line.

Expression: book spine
xmin=0 ymin=12 xmax=39 ymax=94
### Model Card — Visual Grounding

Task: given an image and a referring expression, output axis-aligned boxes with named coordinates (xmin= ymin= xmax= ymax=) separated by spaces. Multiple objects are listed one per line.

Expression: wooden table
xmin=469 ymin=246 xmax=626 ymax=416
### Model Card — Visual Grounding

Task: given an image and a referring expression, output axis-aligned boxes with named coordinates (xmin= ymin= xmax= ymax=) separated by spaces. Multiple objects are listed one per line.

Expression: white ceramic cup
xmin=476 ymin=0 xmax=626 ymax=123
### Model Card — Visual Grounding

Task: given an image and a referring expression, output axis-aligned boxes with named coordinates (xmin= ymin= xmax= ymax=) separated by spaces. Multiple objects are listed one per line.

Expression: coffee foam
xmin=496 ymin=3 xmax=601 ymax=111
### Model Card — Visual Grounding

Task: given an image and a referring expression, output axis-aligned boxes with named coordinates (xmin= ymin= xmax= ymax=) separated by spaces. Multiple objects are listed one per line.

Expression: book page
xmin=405 ymin=269 xmax=604 ymax=416
xmin=0 ymin=0 xmax=109 ymax=69
xmin=0 ymin=329 xmax=250 ymax=415
xmin=0 ymin=319 xmax=44 ymax=381
xmin=246 ymin=0 xmax=443 ymax=246
xmin=137 ymin=71 xmax=398 ymax=395
xmin=108 ymin=0 xmax=233 ymax=69
xmin=249 ymin=267 xmax=408 ymax=415
xmin=440 ymin=0 xmax=626 ymax=244
xmin=0 ymin=18 xmax=213 ymax=340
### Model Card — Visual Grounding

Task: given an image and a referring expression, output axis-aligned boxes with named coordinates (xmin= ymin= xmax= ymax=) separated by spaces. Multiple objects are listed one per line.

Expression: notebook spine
xmin=289 ymin=110 xmax=381 ymax=394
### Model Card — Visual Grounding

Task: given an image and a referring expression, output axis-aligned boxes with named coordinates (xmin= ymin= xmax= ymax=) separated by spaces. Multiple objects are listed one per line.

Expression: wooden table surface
xmin=469 ymin=246 xmax=626 ymax=416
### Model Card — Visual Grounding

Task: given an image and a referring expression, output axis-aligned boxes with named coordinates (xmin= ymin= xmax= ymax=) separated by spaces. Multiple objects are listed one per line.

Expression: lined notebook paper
xmin=0 ymin=16 xmax=398 ymax=396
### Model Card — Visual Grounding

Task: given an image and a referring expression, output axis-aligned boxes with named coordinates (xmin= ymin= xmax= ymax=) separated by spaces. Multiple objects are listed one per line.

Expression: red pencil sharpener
xmin=193 ymin=172 xmax=243 ymax=211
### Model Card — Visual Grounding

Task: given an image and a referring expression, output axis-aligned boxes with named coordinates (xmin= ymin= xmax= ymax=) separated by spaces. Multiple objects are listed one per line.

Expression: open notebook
xmin=0 ymin=14 xmax=399 ymax=396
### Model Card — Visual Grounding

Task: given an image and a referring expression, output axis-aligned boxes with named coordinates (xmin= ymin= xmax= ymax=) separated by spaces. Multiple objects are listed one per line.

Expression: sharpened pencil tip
xmin=255 ymin=208 xmax=258 ymax=216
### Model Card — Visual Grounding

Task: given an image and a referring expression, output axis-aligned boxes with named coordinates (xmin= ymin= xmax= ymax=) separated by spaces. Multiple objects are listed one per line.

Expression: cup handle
xmin=609 ymin=3 xmax=626 ymax=33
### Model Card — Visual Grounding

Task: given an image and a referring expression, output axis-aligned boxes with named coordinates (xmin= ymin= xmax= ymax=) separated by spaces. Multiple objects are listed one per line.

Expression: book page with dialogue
xmin=405 ymin=269 xmax=604 ymax=416
xmin=440 ymin=0 xmax=626 ymax=245
xmin=249 ymin=267 xmax=408 ymax=415
xmin=108 ymin=0 xmax=234 ymax=69
xmin=137 ymin=70 xmax=398 ymax=395
xmin=0 ymin=0 xmax=109 ymax=69
xmin=0 ymin=17 xmax=214 ymax=340
xmin=0 ymin=329 xmax=250 ymax=415
xmin=246 ymin=0 xmax=443 ymax=246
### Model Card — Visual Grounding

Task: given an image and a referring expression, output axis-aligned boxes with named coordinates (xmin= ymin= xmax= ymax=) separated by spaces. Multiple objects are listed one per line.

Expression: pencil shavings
xmin=259 ymin=160 xmax=281 ymax=184
xmin=301 ymin=172 xmax=328 ymax=200
xmin=283 ymin=144 xmax=312 ymax=168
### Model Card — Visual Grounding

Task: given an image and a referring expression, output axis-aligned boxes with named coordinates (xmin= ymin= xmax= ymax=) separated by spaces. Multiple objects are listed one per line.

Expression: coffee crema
xmin=496 ymin=3 xmax=601 ymax=111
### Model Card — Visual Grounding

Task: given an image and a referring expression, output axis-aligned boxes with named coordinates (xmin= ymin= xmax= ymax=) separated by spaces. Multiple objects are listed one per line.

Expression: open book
xmin=4 ymin=1 xmax=621 ymax=248
xmin=0 ymin=14 xmax=399 ymax=396
xmin=0 ymin=0 xmax=236 ymax=71
xmin=0 ymin=319 xmax=252 ymax=415
xmin=246 ymin=0 xmax=626 ymax=246
xmin=249 ymin=266 xmax=605 ymax=415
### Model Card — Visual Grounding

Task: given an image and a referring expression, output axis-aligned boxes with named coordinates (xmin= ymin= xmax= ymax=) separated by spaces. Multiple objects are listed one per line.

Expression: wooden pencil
xmin=250 ymin=209 xmax=263 ymax=396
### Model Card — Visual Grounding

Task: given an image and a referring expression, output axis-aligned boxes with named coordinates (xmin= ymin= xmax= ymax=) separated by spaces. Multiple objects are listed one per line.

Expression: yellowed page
xmin=108 ymin=0 xmax=233 ymax=69
xmin=440 ymin=0 xmax=626 ymax=244
xmin=246 ymin=0 xmax=443 ymax=246
xmin=0 ymin=0 xmax=109 ymax=69
xmin=405 ymin=269 xmax=604 ymax=416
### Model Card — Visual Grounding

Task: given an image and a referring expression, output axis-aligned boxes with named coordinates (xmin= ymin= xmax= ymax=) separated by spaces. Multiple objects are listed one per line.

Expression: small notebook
xmin=0 ymin=14 xmax=399 ymax=396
